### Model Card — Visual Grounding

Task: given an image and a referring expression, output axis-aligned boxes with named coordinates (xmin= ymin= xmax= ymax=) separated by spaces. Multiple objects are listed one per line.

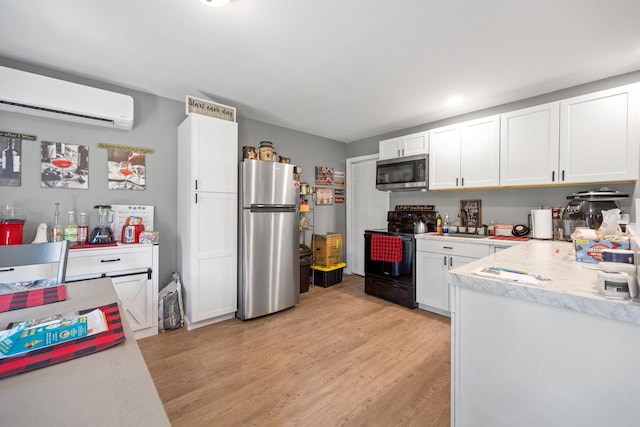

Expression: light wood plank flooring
xmin=139 ymin=274 xmax=451 ymax=426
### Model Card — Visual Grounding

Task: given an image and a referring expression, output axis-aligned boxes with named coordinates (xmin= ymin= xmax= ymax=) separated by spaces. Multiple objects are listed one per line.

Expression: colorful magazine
xmin=0 ymin=308 xmax=107 ymax=358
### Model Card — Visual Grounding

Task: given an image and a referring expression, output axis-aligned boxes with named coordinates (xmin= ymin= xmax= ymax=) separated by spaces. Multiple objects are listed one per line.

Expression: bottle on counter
xmin=64 ymin=211 xmax=78 ymax=243
xmin=77 ymin=212 xmax=88 ymax=245
xmin=443 ymin=213 xmax=449 ymax=234
xmin=488 ymin=220 xmax=495 ymax=236
xmin=436 ymin=214 xmax=442 ymax=234
xmin=51 ymin=202 xmax=64 ymax=242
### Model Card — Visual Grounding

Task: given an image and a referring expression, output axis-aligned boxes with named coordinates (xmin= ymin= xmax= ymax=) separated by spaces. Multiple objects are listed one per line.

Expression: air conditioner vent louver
xmin=0 ymin=65 xmax=134 ymax=131
xmin=0 ymin=99 xmax=115 ymax=124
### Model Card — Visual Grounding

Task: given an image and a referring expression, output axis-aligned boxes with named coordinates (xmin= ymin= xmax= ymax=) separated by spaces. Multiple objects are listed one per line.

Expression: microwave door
xmin=376 ymin=154 xmax=428 ymax=191
xmin=377 ymin=161 xmax=414 ymax=184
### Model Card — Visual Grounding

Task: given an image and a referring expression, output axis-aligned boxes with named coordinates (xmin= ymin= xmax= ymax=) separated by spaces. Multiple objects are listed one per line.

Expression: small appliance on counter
xmin=121 ymin=217 xmax=145 ymax=244
xmin=562 ymin=189 xmax=628 ymax=240
xmin=0 ymin=205 xmax=25 ymax=245
xmin=89 ymin=204 xmax=116 ymax=244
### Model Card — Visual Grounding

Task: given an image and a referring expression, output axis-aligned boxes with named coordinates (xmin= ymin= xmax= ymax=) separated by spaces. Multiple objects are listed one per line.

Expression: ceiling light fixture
xmin=200 ymin=0 xmax=231 ymax=7
xmin=446 ymin=95 xmax=463 ymax=107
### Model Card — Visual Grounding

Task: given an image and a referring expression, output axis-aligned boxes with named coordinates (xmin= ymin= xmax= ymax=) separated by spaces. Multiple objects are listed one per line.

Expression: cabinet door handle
xmin=461 ymin=177 xmax=464 ymax=187
xmin=443 ymin=246 xmax=453 ymax=250
xmin=456 ymin=177 xmax=459 ymax=187
xmin=100 ymin=258 xmax=121 ymax=263
xmin=443 ymin=256 xmax=447 ymax=266
xmin=195 ymin=180 xmax=198 ymax=190
xmin=195 ymin=193 xmax=198 ymax=204
xmin=552 ymin=171 xmax=555 ymax=182
xmin=449 ymin=256 xmax=453 ymax=267
xmin=561 ymin=170 xmax=565 ymax=181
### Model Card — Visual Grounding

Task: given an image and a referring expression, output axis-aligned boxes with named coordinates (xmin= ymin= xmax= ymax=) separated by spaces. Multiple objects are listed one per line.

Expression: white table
xmin=0 ymin=278 xmax=170 ymax=427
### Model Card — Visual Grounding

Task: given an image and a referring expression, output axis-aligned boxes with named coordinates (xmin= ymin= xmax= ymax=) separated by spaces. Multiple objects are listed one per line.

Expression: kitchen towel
xmin=371 ymin=234 xmax=403 ymax=262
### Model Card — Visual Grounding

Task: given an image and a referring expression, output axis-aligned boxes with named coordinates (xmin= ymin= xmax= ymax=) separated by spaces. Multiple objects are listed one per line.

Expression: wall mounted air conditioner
xmin=0 ymin=65 xmax=134 ymax=131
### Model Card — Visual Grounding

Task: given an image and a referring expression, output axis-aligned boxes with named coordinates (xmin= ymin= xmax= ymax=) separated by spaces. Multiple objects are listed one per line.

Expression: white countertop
xmin=449 ymin=239 xmax=640 ymax=326
xmin=416 ymin=232 xmax=524 ymax=246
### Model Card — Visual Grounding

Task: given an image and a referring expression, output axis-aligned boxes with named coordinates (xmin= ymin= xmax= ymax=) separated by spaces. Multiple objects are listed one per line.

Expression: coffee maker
xmin=89 ymin=204 xmax=116 ymax=244
xmin=562 ymin=190 xmax=628 ymax=240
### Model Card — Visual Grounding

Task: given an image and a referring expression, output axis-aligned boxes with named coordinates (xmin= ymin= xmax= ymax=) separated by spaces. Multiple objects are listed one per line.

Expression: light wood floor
xmin=139 ymin=274 xmax=451 ymax=427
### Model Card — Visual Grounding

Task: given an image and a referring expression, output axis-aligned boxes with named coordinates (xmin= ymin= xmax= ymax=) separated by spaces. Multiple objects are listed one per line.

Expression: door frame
xmin=346 ymin=153 xmax=387 ymax=275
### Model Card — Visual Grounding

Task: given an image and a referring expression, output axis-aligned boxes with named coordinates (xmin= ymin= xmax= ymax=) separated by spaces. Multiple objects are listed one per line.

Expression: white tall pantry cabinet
xmin=178 ymin=114 xmax=238 ymax=329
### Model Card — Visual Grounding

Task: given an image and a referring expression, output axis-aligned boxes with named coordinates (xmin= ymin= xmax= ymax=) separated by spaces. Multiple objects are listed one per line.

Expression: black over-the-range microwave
xmin=375 ymin=154 xmax=428 ymax=191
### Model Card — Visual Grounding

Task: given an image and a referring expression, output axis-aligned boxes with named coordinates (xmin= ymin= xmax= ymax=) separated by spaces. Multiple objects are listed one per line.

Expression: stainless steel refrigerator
xmin=237 ymin=160 xmax=300 ymax=320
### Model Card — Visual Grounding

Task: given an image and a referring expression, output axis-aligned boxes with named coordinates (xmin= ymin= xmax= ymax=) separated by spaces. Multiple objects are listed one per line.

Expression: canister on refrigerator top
xmin=259 ymin=141 xmax=274 ymax=161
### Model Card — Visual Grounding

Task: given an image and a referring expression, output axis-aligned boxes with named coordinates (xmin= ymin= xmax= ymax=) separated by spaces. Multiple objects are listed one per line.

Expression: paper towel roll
xmin=532 ymin=209 xmax=553 ymax=239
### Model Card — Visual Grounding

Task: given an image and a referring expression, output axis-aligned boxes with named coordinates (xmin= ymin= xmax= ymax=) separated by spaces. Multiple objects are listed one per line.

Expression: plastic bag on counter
xmin=158 ymin=272 xmax=185 ymax=332
xmin=598 ymin=208 xmax=622 ymax=236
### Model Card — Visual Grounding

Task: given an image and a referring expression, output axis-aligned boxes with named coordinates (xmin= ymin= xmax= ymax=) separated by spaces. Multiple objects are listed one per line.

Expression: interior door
xmin=347 ymin=155 xmax=389 ymax=276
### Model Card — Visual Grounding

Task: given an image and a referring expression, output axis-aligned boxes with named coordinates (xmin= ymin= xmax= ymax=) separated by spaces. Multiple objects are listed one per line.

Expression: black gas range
xmin=364 ymin=205 xmax=437 ymax=308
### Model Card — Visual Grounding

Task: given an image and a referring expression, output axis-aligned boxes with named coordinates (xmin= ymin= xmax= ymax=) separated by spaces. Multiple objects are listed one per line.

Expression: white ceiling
xmin=1 ymin=0 xmax=640 ymax=142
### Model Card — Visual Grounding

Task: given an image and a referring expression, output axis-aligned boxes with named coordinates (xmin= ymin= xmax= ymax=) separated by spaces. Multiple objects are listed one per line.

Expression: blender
xmin=89 ymin=204 xmax=116 ymax=244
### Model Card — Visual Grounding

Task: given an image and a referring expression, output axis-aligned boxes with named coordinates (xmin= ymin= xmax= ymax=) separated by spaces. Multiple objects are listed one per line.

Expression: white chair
xmin=0 ymin=241 xmax=69 ymax=285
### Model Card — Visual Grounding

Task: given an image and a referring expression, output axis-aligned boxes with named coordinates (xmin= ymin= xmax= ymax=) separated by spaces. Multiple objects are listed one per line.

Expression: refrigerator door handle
xmin=250 ymin=204 xmax=297 ymax=212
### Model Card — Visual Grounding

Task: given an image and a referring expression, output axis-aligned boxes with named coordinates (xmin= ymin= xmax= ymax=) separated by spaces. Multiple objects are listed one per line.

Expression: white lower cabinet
xmin=66 ymin=244 xmax=159 ymax=339
xmin=416 ymin=240 xmax=489 ymax=316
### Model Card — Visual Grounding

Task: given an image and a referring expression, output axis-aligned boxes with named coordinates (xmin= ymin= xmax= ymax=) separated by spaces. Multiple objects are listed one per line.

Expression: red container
xmin=0 ymin=220 xmax=25 ymax=245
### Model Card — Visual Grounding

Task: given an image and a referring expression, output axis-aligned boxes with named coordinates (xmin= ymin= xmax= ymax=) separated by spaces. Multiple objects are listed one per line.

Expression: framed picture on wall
xmin=315 ymin=187 xmax=333 ymax=205
xmin=40 ymin=141 xmax=89 ymax=189
xmin=0 ymin=131 xmax=33 ymax=187
xmin=460 ymin=199 xmax=481 ymax=227
xmin=315 ymin=166 xmax=334 ymax=186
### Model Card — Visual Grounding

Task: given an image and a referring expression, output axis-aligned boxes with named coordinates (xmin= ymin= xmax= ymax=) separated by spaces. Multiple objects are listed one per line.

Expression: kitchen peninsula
xmin=448 ymin=238 xmax=640 ymax=427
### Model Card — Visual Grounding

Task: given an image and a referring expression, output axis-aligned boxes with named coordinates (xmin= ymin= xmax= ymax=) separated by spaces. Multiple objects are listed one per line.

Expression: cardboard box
xmin=312 ymin=233 xmax=343 ymax=267
xmin=574 ymin=238 xmax=630 ymax=263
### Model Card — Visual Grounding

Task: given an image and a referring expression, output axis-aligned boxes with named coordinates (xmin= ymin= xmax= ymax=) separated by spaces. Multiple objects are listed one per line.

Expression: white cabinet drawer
xmin=417 ymin=239 xmax=490 ymax=258
xmin=67 ymin=245 xmax=153 ymax=279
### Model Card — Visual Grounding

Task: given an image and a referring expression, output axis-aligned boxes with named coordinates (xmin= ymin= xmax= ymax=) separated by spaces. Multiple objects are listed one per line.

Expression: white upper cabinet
xmin=460 ymin=115 xmax=501 ymax=188
xmin=428 ymin=124 xmax=461 ymax=189
xmin=500 ymin=102 xmax=560 ymax=186
xmin=429 ymin=115 xmax=500 ymax=190
xmin=559 ymin=84 xmax=640 ymax=184
xmin=185 ymin=114 xmax=238 ymax=193
xmin=379 ymin=130 xmax=428 ymax=159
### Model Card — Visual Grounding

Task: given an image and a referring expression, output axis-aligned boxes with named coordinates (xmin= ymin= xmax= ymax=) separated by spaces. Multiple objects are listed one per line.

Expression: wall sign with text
xmin=185 ymin=96 xmax=236 ymax=122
